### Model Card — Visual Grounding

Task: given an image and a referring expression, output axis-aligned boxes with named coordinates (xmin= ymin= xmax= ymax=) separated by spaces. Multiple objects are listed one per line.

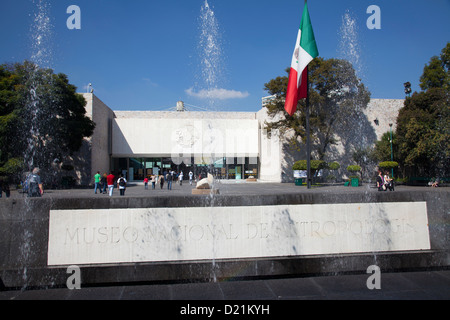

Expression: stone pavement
xmin=4 ymin=180 xmax=449 ymax=199
xmin=1 ymin=270 xmax=449 ymax=301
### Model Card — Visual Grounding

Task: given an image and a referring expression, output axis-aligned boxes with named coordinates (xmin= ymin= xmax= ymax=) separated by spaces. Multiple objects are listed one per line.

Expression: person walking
xmin=107 ymin=171 xmax=115 ymax=196
xmin=101 ymin=173 xmax=107 ymax=194
xmin=179 ymin=171 xmax=183 ymax=186
xmin=94 ymin=171 xmax=101 ymax=194
xmin=166 ymin=171 xmax=173 ymax=190
xmin=376 ymin=169 xmax=384 ymax=191
xmin=189 ymin=170 xmax=193 ymax=185
xmin=27 ymin=167 xmax=44 ymax=197
xmin=151 ymin=174 xmax=156 ymax=189
xmin=117 ymin=174 xmax=127 ymax=196
xmin=144 ymin=177 xmax=148 ymax=190
xmin=159 ymin=174 xmax=164 ymax=189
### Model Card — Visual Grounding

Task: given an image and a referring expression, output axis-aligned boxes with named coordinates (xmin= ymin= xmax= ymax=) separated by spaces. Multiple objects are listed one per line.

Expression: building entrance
xmin=112 ymin=156 xmax=258 ymax=182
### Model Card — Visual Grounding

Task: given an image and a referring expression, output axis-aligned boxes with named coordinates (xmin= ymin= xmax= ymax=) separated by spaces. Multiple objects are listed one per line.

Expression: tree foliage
xmin=378 ymin=161 xmax=399 ymax=170
xmin=372 ymin=131 xmax=398 ymax=163
xmin=396 ymin=87 xmax=449 ymax=176
xmin=420 ymin=42 xmax=449 ymax=91
xmin=372 ymin=43 xmax=450 ymax=178
xmin=0 ymin=61 xmax=95 ymax=182
xmin=292 ymin=160 xmax=326 ymax=171
xmin=263 ymin=57 xmax=371 ymax=160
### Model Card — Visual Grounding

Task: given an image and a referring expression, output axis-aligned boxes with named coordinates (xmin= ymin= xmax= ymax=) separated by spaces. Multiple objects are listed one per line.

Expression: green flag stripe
xmin=299 ymin=3 xmax=318 ymax=58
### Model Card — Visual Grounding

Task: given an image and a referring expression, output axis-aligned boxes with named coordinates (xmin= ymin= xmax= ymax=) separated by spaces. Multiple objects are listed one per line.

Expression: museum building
xmin=78 ymin=93 xmax=403 ymax=185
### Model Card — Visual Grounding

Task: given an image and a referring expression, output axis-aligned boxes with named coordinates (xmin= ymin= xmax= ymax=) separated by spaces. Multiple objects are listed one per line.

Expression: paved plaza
xmin=4 ymin=180 xmax=449 ymax=199
xmin=1 ymin=270 xmax=449 ymax=301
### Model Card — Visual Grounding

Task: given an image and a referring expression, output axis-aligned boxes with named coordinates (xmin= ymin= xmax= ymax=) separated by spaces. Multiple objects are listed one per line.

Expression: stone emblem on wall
xmin=175 ymin=125 xmax=200 ymax=148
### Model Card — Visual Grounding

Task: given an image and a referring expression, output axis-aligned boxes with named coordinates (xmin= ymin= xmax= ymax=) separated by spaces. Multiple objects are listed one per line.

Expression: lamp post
xmin=404 ymin=82 xmax=411 ymax=97
xmin=389 ymin=123 xmax=394 ymax=177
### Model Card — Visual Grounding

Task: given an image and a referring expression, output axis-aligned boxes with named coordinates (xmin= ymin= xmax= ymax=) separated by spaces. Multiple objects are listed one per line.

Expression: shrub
xmin=347 ymin=165 xmax=361 ymax=172
xmin=327 ymin=161 xmax=340 ymax=170
xmin=293 ymin=160 xmax=326 ymax=171
xmin=378 ymin=161 xmax=399 ymax=169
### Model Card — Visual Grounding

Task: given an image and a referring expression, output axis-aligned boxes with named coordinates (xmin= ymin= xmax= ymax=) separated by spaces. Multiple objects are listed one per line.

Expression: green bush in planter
xmin=293 ymin=160 xmax=326 ymax=171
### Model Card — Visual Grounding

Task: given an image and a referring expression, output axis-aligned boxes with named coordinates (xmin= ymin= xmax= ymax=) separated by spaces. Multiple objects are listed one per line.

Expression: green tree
xmin=263 ymin=57 xmax=371 ymax=160
xmin=0 ymin=64 xmax=23 ymax=177
xmin=372 ymin=131 xmax=398 ymax=163
xmin=0 ymin=61 xmax=95 ymax=183
xmin=420 ymin=42 xmax=449 ymax=91
xmin=396 ymin=87 xmax=449 ymax=177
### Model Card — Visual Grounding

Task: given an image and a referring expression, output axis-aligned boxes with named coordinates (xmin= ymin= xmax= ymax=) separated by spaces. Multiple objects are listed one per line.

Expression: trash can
xmin=351 ymin=178 xmax=359 ymax=187
xmin=295 ymin=178 xmax=303 ymax=186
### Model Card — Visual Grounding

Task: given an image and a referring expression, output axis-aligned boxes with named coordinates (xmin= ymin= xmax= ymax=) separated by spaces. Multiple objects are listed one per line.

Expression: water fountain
xmin=24 ymin=0 xmax=54 ymax=172
xmin=195 ymin=0 xmax=225 ymax=110
xmin=15 ymin=0 xmax=55 ymax=290
xmin=335 ymin=9 xmax=377 ymax=183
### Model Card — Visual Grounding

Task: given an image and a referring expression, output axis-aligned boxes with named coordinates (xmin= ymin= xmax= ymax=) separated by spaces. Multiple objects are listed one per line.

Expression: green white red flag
xmin=285 ymin=2 xmax=319 ymax=116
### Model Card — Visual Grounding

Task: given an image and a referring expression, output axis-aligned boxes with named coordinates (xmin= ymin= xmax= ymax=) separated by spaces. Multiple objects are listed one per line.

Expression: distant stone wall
xmin=259 ymin=99 xmax=404 ymax=182
xmin=364 ymin=99 xmax=404 ymax=140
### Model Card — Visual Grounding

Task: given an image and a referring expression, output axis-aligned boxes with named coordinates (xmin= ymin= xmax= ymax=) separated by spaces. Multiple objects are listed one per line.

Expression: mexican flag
xmin=285 ymin=2 xmax=319 ymax=116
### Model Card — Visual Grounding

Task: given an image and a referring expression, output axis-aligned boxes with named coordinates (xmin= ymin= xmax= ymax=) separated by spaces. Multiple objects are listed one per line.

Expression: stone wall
xmin=259 ymin=99 xmax=405 ymax=182
xmin=0 ymin=189 xmax=447 ymax=288
xmin=363 ymin=99 xmax=404 ymax=140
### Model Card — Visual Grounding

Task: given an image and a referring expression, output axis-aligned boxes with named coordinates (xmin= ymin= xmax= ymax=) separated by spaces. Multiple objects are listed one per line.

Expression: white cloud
xmin=185 ymin=87 xmax=249 ymax=100
xmin=142 ymin=78 xmax=158 ymax=87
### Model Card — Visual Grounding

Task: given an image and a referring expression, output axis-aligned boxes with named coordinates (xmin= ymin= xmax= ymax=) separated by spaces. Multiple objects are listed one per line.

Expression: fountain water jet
xmin=18 ymin=0 xmax=55 ymax=290
xmin=193 ymin=0 xmax=226 ymax=110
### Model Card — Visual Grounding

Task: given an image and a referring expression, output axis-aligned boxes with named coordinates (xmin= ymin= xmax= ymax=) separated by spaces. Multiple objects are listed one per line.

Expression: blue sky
xmin=1 ymin=0 xmax=449 ymax=112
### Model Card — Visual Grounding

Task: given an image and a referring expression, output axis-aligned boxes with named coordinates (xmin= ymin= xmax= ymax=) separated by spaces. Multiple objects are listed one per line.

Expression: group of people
xmin=94 ymin=171 xmax=127 ymax=196
xmin=143 ymin=170 xmax=195 ymax=191
xmin=376 ymin=169 xmax=394 ymax=191
xmin=94 ymin=170 xmax=198 ymax=196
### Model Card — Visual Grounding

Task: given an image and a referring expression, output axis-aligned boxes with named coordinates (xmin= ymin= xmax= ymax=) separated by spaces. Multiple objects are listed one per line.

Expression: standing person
xmin=384 ymin=170 xmax=394 ymax=191
xmin=107 ymin=171 xmax=115 ymax=196
xmin=159 ymin=173 xmax=164 ymax=189
xmin=166 ymin=171 xmax=173 ymax=190
xmin=189 ymin=170 xmax=193 ymax=185
xmin=94 ymin=171 xmax=101 ymax=194
xmin=101 ymin=173 xmax=107 ymax=194
xmin=376 ymin=169 xmax=384 ymax=191
xmin=179 ymin=171 xmax=183 ymax=186
xmin=117 ymin=174 xmax=127 ymax=196
xmin=27 ymin=167 xmax=44 ymax=197
xmin=151 ymin=174 xmax=156 ymax=189
xmin=144 ymin=176 xmax=149 ymax=190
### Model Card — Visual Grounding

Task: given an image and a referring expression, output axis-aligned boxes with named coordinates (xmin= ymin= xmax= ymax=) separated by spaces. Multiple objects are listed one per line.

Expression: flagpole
xmin=305 ymin=68 xmax=311 ymax=189
xmin=303 ymin=0 xmax=312 ymax=190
